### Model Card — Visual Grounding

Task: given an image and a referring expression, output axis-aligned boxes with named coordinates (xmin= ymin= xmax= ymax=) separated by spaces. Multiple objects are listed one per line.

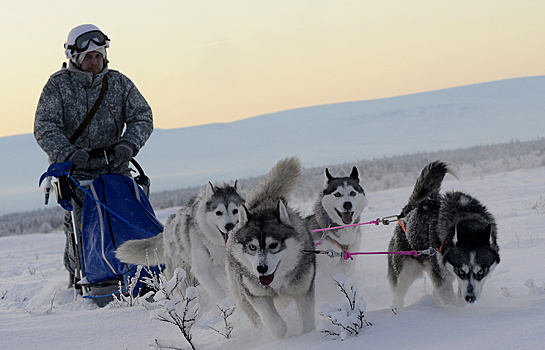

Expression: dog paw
xmin=268 ymin=320 xmax=288 ymax=339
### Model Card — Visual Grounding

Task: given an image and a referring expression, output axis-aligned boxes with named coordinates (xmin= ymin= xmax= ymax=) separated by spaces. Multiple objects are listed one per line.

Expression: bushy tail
xmin=245 ymin=156 xmax=301 ymax=211
xmin=399 ymin=161 xmax=457 ymax=217
xmin=115 ymin=232 xmax=164 ymax=265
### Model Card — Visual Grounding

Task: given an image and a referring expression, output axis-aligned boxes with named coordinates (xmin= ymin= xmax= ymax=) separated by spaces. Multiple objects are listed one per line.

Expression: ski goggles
xmin=66 ymin=30 xmax=110 ymax=56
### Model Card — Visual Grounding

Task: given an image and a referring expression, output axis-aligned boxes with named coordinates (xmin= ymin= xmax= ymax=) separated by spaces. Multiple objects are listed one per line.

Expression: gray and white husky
xmin=306 ymin=167 xmax=368 ymax=274
xmin=226 ymin=157 xmax=316 ymax=339
xmin=116 ymin=181 xmax=244 ymax=301
xmin=388 ymin=161 xmax=500 ymax=307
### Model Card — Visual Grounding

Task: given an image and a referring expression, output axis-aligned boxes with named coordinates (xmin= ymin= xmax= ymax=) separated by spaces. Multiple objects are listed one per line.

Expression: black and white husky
xmin=306 ymin=167 xmax=368 ymax=274
xmin=116 ymin=181 xmax=244 ymax=301
xmin=226 ymin=157 xmax=316 ymax=339
xmin=388 ymin=161 xmax=500 ymax=307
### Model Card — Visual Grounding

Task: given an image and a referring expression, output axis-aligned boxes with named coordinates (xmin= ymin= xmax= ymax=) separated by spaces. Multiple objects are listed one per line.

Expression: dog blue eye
xmin=248 ymin=244 xmax=257 ymax=251
xmin=457 ymin=269 xmax=465 ymax=277
xmin=350 ymin=191 xmax=356 ymax=196
xmin=215 ymin=211 xmax=223 ymax=216
xmin=334 ymin=193 xmax=341 ymax=197
xmin=474 ymin=270 xmax=485 ymax=280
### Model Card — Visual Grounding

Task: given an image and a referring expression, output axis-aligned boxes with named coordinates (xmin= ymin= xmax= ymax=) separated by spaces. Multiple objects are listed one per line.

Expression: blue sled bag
xmin=81 ymin=174 xmax=163 ymax=292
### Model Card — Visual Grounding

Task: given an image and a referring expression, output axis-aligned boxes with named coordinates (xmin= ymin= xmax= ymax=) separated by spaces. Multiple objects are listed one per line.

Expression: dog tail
xmin=400 ymin=161 xmax=457 ymax=217
xmin=245 ymin=156 xmax=301 ymax=211
xmin=115 ymin=232 xmax=165 ymax=266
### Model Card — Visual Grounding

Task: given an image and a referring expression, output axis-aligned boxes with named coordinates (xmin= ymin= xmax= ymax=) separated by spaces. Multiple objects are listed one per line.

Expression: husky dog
xmin=116 ymin=181 xmax=244 ymax=301
xmin=226 ymin=157 xmax=316 ymax=339
xmin=306 ymin=167 xmax=368 ymax=273
xmin=388 ymin=161 xmax=500 ymax=307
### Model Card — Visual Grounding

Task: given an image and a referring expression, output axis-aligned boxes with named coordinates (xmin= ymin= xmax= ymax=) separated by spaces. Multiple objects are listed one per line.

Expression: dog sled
xmin=39 ymin=157 xmax=163 ymax=305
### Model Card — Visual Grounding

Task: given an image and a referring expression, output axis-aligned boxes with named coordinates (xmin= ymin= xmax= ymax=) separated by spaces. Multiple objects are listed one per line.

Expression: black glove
xmin=68 ymin=149 xmax=89 ymax=168
xmin=114 ymin=141 xmax=134 ymax=161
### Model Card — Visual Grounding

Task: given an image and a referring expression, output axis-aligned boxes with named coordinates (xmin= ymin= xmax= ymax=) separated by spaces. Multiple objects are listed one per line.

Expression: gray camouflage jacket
xmin=34 ymin=61 xmax=153 ymax=179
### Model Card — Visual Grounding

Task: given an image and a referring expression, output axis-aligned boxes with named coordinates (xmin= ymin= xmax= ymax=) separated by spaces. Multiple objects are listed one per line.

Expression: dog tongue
xmin=341 ymin=212 xmax=353 ymax=224
xmin=259 ymin=273 xmax=274 ymax=286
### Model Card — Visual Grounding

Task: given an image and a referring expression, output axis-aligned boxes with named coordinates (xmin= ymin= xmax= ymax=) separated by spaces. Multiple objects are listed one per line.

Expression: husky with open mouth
xmin=226 ymin=157 xmax=316 ymax=339
xmin=306 ymin=167 xmax=368 ymax=275
xmin=116 ymin=181 xmax=244 ymax=302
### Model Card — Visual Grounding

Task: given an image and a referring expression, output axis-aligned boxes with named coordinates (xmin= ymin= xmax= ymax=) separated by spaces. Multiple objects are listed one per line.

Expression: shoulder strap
xmin=69 ymin=75 xmax=109 ymax=144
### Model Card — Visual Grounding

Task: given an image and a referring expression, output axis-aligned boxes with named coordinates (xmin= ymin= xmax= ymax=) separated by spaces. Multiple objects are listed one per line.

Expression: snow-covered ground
xmin=1 ymin=166 xmax=544 ymax=349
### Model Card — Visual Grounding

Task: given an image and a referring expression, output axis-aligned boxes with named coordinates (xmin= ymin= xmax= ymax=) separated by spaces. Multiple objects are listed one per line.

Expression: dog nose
xmin=225 ymin=223 xmax=235 ymax=232
xmin=343 ymin=202 xmax=352 ymax=210
xmin=465 ymin=295 xmax=476 ymax=303
xmin=257 ymin=264 xmax=268 ymax=274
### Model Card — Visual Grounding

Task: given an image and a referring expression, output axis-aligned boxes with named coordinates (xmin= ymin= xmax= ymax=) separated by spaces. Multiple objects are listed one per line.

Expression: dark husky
xmin=388 ymin=161 xmax=500 ymax=307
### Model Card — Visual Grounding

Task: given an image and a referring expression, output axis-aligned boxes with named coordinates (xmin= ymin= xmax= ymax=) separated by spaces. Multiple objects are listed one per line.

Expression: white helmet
xmin=64 ymin=24 xmax=110 ymax=59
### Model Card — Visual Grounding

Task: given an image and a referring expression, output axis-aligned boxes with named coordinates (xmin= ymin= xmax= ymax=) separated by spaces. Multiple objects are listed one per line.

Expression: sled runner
xmin=39 ymin=158 xmax=163 ymax=305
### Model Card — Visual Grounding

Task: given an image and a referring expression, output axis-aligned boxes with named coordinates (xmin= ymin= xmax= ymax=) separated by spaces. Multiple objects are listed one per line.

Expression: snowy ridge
xmin=3 ymin=137 xmax=544 ymax=236
xmin=1 ymin=76 xmax=544 ymax=215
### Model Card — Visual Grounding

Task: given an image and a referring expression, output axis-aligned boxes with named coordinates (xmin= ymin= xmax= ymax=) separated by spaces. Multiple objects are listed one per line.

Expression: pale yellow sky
xmin=1 ymin=0 xmax=543 ymax=138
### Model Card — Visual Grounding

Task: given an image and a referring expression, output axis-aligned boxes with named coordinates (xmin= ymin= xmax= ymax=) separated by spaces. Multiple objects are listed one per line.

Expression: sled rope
xmin=311 ymin=218 xmax=380 ymax=233
xmin=313 ymin=215 xmax=400 ymax=247
xmin=303 ymin=247 xmax=438 ymax=260
xmin=343 ymin=247 xmax=438 ymax=260
xmin=306 ymin=213 xmax=437 ymax=260
xmin=66 ymin=172 xmax=157 ymax=237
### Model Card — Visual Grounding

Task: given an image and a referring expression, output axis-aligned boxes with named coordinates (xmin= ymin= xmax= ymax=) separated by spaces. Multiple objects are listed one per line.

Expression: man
xmin=34 ymin=24 xmax=154 ymax=288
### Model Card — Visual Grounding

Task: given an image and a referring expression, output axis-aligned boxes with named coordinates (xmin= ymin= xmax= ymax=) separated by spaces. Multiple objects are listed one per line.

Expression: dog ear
xmin=325 ymin=168 xmax=333 ymax=181
xmin=453 ymin=225 xmax=459 ymax=245
xmin=482 ymin=223 xmax=499 ymax=252
xmin=234 ymin=179 xmax=244 ymax=197
xmin=239 ymin=204 xmax=251 ymax=226
xmin=277 ymin=199 xmax=291 ymax=226
xmin=481 ymin=223 xmax=492 ymax=245
xmin=205 ymin=182 xmax=216 ymax=199
xmin=350 ymin=166 xmax=359 ymax=180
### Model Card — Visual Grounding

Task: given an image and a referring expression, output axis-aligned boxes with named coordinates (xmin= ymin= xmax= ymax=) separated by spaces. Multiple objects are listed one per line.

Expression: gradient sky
xmin=1 ymin=0 xmax=543 ymax=138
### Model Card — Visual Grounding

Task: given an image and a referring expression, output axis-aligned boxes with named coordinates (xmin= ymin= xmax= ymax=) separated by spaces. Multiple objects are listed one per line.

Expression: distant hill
xmin=1 ymin=75 xmax=544 ymax=215
xmin=2 ymin=138 xmax=544 ymax=236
